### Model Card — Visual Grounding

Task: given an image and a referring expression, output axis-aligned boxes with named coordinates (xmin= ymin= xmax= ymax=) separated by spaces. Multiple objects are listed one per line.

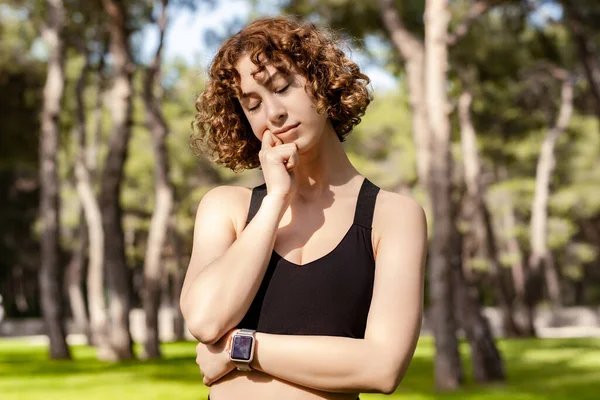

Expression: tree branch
xmin=379 ymin=0 xmax=424 ymax=61
xmin=447 ymin=0 xmax=497 ymax=46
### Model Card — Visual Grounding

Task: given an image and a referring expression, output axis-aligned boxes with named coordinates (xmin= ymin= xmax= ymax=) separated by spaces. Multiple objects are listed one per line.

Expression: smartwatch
xmin=229 ymin=328 xmax=256 ymax=371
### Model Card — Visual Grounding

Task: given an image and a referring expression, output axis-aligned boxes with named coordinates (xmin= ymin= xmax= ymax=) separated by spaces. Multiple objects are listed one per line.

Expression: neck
xmin=293 ymin=121 xmax=360 ymax=200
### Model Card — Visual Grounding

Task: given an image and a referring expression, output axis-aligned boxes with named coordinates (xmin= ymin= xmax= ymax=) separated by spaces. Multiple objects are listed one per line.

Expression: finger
xmin=267 ymin=150 xmax=294 ymax=167
xmin=285 ymin=156 xmax=295 ymax=170
xmin=261 ymin=131 xmax=276 ymax=149
xmin=271 ymin=132 xmax=283 ymax=146
xmin=277 ymin=144 xmax=298 ymax=169
xmin=289 ymin=144 xmax=299 ymax=166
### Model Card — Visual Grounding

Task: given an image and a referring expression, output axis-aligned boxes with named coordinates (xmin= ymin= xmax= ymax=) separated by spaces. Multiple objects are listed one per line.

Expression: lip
xmin=272 ymin=123 xmax=300 ymax=136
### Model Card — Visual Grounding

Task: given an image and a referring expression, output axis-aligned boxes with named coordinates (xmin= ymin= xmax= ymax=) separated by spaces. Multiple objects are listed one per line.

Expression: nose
xmin=266 ymin=98 xmax=287 ymax=124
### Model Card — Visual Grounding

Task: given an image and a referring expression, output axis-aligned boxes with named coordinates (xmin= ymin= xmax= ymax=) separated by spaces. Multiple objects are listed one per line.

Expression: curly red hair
xmin=191 ymin=16 xmax=372 ymax=172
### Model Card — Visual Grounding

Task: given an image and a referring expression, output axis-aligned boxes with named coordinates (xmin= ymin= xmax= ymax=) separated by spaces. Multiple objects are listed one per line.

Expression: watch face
xmin=231 ymin=335 xmax=253 ymax=361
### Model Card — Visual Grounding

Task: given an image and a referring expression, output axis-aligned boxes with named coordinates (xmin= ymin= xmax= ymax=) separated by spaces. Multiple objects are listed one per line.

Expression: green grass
xmin=0 ymin=337 xmax=599 ymax=400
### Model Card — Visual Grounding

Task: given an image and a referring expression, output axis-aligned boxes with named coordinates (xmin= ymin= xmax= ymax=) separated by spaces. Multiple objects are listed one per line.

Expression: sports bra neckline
xmin=273 ymin=223 xmax=364 ymax=267
xmin=246 ymin=177 xmax=380 ymax=267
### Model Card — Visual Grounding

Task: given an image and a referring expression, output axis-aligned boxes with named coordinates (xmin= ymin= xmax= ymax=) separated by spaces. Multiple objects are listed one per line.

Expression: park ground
xmin=0 ymin=337 xmax=599 ymax=400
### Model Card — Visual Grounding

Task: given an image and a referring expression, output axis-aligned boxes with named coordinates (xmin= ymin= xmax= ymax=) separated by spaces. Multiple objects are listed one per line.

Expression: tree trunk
xmin=65 ymin=216 xmax=91 ymax=344
xmin=453 ymin=269 xmax=505 ymax=382
xmin=451 ymin=226 xmax=505 ymax=382
xmin=561 ymin=2 xmax=600 ymax=120
xmin=481 ymin=201 xmax=520 ymax=337
xmin=528 ymin=77 xmax=573 ymax=326
xmin=454 ymin=88 xmax=510 ymax=383
xmin=172 ymin=270 xmax=186 ymax=341
xmin=39 ymin=0 xmax=70 ymax=360
xmin=89 ymin=40 xmax=107 ymax=180
xmin=379 ymin=0 xmax=430 ymax=189
xmin=497 ymin=185 xmax=533 ymax=337
xmin=458 ymin=87 xmax=485 ymax=280
xmin=581 ymin=221 xmax=600 ymax=304
xmin=458 ymin=86 xmax=519 ymax=338
xmin=73 ymin=52 xmax=111 ymax=356
xmin=169 ymin=218 xmax=186 ymax=341
xmin=424 ymin=0 xmax=462 ymax=390
xmin=142 ymin=0 xmax=173 ymax=359
xmin=100 ymin=0 xmax=135 ymax=360
xmin=543 ymin=253 xmax=562 ymax=311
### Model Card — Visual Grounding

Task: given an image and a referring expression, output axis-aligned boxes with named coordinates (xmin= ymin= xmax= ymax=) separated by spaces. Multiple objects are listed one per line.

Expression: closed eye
xmin=275 ymin=84 xmax=290 ymax=94
xmin=246 ymin=84 xmax=290 ymax=112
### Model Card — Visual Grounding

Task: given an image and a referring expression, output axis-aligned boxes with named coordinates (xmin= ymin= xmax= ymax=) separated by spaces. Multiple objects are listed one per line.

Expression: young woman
xmin=180 ymin=16 xmax=427 ymax=400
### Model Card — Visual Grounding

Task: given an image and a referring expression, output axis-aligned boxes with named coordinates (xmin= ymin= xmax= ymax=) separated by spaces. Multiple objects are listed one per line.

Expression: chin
xmin=295 ymin=136 xmax=319 ymax=154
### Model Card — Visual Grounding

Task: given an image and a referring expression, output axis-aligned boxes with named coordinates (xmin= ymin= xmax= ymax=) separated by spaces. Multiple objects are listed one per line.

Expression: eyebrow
xmin=240 ymin=71 xmax=286 ymax=99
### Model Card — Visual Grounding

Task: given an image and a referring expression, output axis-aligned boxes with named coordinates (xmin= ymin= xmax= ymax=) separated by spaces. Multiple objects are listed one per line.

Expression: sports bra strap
xmin=245 ymin=183 xmax=267 ymax=226
xmin=245 ymin=178 xmax=380 ymax=228
xmin=353 ymin=178 xmax=380 ymax=229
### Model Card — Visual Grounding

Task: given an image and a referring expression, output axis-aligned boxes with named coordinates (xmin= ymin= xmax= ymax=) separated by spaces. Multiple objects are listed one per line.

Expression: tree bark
xmin=73 ymin=52 xmax=111 ymax=356
xmin=89 ymin=40 xmax=107 ymax=180
xmin=451 ymin=228 xmax=505 ymax=383
xmin=458 ymin=86 xmax=519 ymax=338
xmin=458 ymin=88 xmax=485 ymax=280
xmin=65 ymin=214 xmax=91 ymax=345
xmin=456 ymin=87 xmax=506 ymax=382
xmin=424 ymin=0 xmax=462 ymax=390
xmin=497 ymin=182 xmax=532 ymax=337
xmin=142 ymin=0 xmax=173 ymax=359
xmin=528 ymin=76 xmax=573 ymax=327
xmin=100 ymin=0 xmax=135 ymax=360
xmin=379 ymin=0 xmax=430 ymax=188
xmin=481 ymin=201 xmax=521 ymax=336
xmin=39 ymin=0 xmax=71 ymax=360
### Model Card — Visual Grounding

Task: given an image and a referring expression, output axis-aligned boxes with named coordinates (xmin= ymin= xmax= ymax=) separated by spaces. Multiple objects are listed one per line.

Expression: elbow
xmin=180 ymin=298 xmax=222 ymax=345
xmin=186 ymin=317 xmax=223 ymax=345
xmin=377 ymin=374 xmax=402 ymax=395
xmin=370 ymin=358 xmax=405 ymax=395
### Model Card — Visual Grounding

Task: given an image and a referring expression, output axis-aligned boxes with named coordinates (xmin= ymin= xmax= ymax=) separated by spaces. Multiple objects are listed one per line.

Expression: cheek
xmin=304 ymin=107 xmax=327 ymax=129
xmin=301 ymin=99 xmax=324 ymax=122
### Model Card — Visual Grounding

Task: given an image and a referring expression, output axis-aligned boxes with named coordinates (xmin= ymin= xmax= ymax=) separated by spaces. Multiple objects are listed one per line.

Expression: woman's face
xmin=235 ymin=55 xmax=329 ymax=152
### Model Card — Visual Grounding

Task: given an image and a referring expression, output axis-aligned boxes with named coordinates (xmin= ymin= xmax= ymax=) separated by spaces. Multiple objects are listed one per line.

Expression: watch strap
xmin=232 ymin=359 xmax=252 ymax=371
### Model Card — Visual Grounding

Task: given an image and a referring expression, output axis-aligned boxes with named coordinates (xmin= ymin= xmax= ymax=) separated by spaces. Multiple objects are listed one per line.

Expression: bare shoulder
xmin=374 ymin=189 xmax=427 ymax=225
xmin=372 ymin=189 xmax=428 ymax=250
xmin=196 ymin=185 xmax=254 ymax=236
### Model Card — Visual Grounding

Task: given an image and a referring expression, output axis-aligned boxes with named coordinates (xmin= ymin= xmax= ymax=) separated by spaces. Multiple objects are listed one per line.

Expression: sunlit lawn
xmin=0 ymin=336 xmax=599 ymax=400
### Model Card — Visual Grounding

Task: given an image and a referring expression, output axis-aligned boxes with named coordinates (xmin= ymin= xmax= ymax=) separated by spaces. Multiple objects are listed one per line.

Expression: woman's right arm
xmin=182 ymin=131 xmax=298 ymax=344
xmin=180 ymin=185 xmax=287 ymax=345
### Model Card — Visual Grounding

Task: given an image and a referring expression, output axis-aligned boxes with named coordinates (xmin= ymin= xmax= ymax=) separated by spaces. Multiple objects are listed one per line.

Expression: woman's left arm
xmin=249 ymin=195 xmax=427 ymax=394
xmin=199 ymin=194 xmax=427 ymax=393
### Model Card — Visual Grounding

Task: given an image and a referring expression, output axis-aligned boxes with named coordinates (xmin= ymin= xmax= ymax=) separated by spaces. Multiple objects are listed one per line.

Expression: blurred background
xmin=0 ymin=0 xmax=599 ymax=399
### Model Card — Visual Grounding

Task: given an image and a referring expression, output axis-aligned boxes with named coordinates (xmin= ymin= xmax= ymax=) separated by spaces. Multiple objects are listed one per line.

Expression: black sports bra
xmin=236 ymin=178 xmax=380 ymax=338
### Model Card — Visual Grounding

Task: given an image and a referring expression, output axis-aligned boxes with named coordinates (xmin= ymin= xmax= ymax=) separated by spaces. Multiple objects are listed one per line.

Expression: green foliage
xmin=0 ymin=10 xmax=45 ymax=169
xmin=346 ymin=87 xmax=415 ymax=189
